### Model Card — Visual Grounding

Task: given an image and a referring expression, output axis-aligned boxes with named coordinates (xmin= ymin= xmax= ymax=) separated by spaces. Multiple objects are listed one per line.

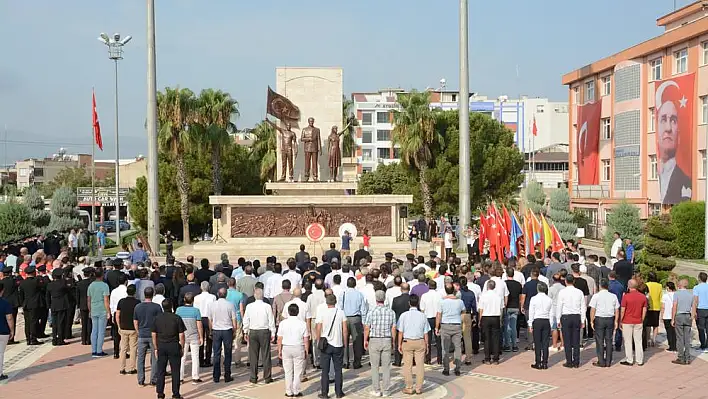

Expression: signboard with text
xmin=77 ymin=187 xmax=129 ymax=206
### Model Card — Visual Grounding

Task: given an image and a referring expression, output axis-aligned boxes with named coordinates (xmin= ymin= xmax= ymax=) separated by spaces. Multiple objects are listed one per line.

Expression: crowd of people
xmin=0 ymin=234 xmax=708 ymax=399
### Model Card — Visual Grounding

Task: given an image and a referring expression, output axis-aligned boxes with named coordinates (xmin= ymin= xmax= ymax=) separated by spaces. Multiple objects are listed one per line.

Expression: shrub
xmin=671 ymin=201 xmax=704 ymax=259
xmin=24 ymin=187 xmax=50 ymax=233
xmin=523 ymin=181 xmax=546 ymax=215
xmin=47 ymin=187 xmax=83 ymax=233
xmin=604 ymin=201 xmax=643 ymax=255
xmin=547 ymin=189 xmax=577 ymax=242
xmin=0 ymin=202 xmax=34 ymax=242
xmin=678 ymin=275 xmax=699 ymax=289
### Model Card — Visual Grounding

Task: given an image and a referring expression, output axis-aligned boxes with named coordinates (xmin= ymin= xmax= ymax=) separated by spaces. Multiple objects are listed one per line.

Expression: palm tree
xmin=250 ymin=120 xmax=277 ymax=181
xmin=342 ymin=96 xmax=359 ymax=157
xmin=157 ymin=87 xmax=197 ymax=243
xmin=391 ymin=89 xmax=442 ymax=219
xmin=196 ymin=89 xmax=239 ymax=195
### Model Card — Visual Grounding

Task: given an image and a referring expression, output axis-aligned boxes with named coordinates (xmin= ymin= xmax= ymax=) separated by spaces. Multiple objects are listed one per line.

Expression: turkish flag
xmin=551 ymin=223 xmax=564 ymax=252
xmin=93 ymin=90 xmax=103 ymax=151
xmin=479 ymin=211 xmax=487 ymax=254
xmin=532 ymin=116 xmax=538 ymax=136
xmin=576 ymin=101 xmax=601 ymax=185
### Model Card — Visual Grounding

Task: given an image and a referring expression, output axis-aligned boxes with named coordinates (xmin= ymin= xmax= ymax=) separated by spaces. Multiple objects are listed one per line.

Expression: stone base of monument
xmin=264 ymin=181 xmax=356 ymax=196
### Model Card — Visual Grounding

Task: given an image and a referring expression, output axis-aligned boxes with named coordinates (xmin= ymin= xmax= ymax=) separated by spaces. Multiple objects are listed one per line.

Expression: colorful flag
xmin=523 ymin=210 xmax=532 ymax=255
xmin=576 ymin=101 xmax=602 ymax=185
xmin=92 ymin=90 xmax=103 ymax=151
xmin=479 ymin=211 xmax=487 ymax=254
xmin=491 ymin=204 xmax=509 ymax=257
xmin=541 ymin=214 xmax=552 ymax=252
xmin=502 ymin=205 xmax=512 ymax=236
xmin=551 ymin=223 xmax=564 ymax=252
xmin=532 ymin=116 xmax=538 ymax=137
xmin=510 ymin=212 xmax=524 ymax=257
xmin=527 ymin=209 xmax=542 ymax=249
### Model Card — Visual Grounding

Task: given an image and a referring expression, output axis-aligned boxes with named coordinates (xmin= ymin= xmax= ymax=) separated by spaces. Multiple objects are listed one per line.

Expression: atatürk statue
xmin=301 ymin=117 xmax=321 ymax=182
xmin=267 ymin=120 xmax=298 ymax=182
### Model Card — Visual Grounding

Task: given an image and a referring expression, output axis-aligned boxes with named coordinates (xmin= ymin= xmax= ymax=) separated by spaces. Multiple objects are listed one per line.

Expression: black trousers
xmin=199 ymin=318 xmax=212 ymax=365
xmin=111 ymin=314 xmax=121 ymax=354
xmin=594 ymin=316 xmax=614 ymax=366
xmin=344 ymin=315 xmax=364 ymax=367
xmin=51 ymin=309 xmax=67 ymax=344
xmin=664 ymin=319 xmax=677 ymax=351
xmin=482 ymin=316 xmax=500 ymax=361
xmin=320 ymin=344 xmax=344 ymax=397
xmin=64 ymin=302 xmax=75 ymax=338
xmin=156 ymin=342 xmax=182 ymax=398
xmin=23 ymin=308 xmax=37 ymax=342
xmin=10 ymin=307 xmax=18 ymax=342
xmin=426 ymin=317 xmax=442 ymax=363
xmin=248 ymin=329 xmax=272 ymax=381
xmin=584 ymin=307 xmax=594 ymax=339
xmin=532 ymin=319 xmax=550 ymax=365
xmin=393 ymin=329 xmax=402 ymax=365
xmin=561 ymin=314 xmax=581 ymax=366
xmin=36 ymin=307 xmax=48 ymax=337
xmin=472 ymin=324 xmax=480 ymax=353
xmin=80 ymin=309 xmax=92 ymax=344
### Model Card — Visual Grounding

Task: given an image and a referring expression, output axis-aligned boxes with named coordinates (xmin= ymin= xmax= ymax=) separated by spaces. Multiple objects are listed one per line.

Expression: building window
xmin=392 ymin=147 xmax=401 ymax=159
xmin=585 ymin=80 xmax=595 ymax=102
xmin=376 ymin=112 xmax=390 ymax=124
xmin=362 ymin=130 xmax=372 ymax=143
xmin=601 ymin=118 xmax=611 ymax=140
xmin=675 ymin=48 xmax=688 ymax=74
xmin=362 ymin=112 xmax=373 ymax=126
xmin=649 ymin=155 xmax=658 ymax=180
xmin=649 ymin=203 xmax=661 ymax=216
xmin=573 ymin=86 xmax=580 ymax=104
xmin=362 ymin=148 xmax=372 ymax=161
xmin=451 ymin=94 xmax=457 ymax=102
xmin=703 ymin=41 xmax=708 ymax=65
xmin=702 ymin=150 xmax=708 ymax=178
xmin=19 ymin=168 xmax=28 ymax=177
xmin=573 ymin=163 xmax=578 ymax=181
xmin=650 ymin=58 xmax=662 ymax=81
xmin=702 ymin=96 xmax=708 ymax=124
xmin=376 ymin=129 xmax=391 ymax=141
xmin=33 ymin=168 xmax=44 ymax=177
xmin=536 ymin=105 xmax=545 ymax=113
xmin=602 ymin=76 xmax=611 ymax=96
xmin=602 ymin=159 xmax=611 ymax=181
xmin=377 ymin=148 xmax=390 ymax=159
xmin=648 ymin=107 xmax=655 ymax=132
xmin=362 ymin=167 xmax=372 ymax=173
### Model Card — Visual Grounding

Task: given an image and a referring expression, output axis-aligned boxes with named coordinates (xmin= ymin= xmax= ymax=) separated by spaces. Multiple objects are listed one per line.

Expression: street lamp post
xmin=458 ymin=0 xmax=471 ymax=248
xmin=98 ymin=32 xmax=131 ymax=245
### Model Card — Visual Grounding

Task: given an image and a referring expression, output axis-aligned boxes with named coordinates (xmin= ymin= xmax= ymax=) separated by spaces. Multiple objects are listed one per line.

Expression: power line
xmin=0 ymin=139 xmax=92 ymax=147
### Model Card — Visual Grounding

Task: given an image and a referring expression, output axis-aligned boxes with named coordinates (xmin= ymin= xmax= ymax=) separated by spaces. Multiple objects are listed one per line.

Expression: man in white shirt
xmin=610 ymin=232 xmax=623 ymax=266
xmin=527 ymin=282 xmax=553 ymax=369
xmin=483 ymin=269 xmax=509 ymax=307
xmin=316 ymin=294 xmax=348 ymax=398
xmin=478 ymin=280 xmax=503 ymax=364
xmin=243 ymin=288 xmax=276 ymax=384
xmin=209 ymin=288 xmax=238 ymax=382
xmin=306 ymin=280 xmax=326 ymax=368
xmin=109 ymin=274 xmax=128 ymax=359
xmin=385 ymin=276 xmax=403 ymax=308
xmin=282 ymin=259 xmax=303 ymax=289
xmin=361 ymin=274 xmax=378 ymax=312
xmin=420 ymin=281 xmax=442 ymax=364
xmin=263 ymin=264 xmax=284 ymax=301
xmin=589 ymin=278 xmax=619 ymax=367
xmin=556 ymin=274 xmax=587 ymax=368
xmin=278 ymin=303 xmax=310 ymax=397
xmin=324 ymin=260 xmax=352 ymax=289
xmin=331 ymin=275 xmax=345 ymax=307
xmin=194 ymin=281 xmax=216 ymax=368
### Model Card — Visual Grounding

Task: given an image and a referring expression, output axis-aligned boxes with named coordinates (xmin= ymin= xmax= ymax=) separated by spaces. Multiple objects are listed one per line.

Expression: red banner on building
xmin=654 ymin=73 xmax=694 ymax=204
xmin=576 ymin=101 xmax=602 ymax=185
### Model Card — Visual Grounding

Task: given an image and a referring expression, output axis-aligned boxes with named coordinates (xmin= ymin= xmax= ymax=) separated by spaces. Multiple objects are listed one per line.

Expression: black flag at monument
xmin=266 ymin=86 xmax=301 ymax=121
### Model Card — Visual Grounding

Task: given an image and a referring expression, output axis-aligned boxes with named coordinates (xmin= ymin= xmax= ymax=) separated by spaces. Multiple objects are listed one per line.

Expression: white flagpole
xmin=531 ymin=116 xmax=536 ymax=180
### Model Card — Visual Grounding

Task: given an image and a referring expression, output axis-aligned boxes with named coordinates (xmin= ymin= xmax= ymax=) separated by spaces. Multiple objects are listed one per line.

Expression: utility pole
xmin=458 ymin=0 xmax=471 ymax=246
xmin=146 ymin=0 xmax=160 ymax=255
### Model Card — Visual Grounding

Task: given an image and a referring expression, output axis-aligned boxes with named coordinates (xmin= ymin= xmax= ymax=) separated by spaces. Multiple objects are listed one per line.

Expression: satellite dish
xmin=338 ymin=223 xmax=357 ymax=239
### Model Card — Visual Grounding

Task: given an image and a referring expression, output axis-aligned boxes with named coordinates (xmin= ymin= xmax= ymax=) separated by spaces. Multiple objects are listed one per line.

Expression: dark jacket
xmin=106 ymin=270 xmax=123 ymax=292
xmin=194 ymin=268 xmax=215 ymax=285
xmin=614 ymin=260 xmax=634 ymax=288
xmin=663 ymin=165 xmax=692 ymax=205
xmin=392 ymin=293 xmax=411 ymax=321
xmin=295 ymin=250 xmax=310 ymax=265
xmin=1 ymin=275 xmax=21 ymax=307
xmin=19 ymin=276 xmax=45 ymax=310
xmin=76 ymin=278 xmax=92 ymax=311
xmin=178 ymin=283 xmax=201 ymax=306
xmin=46 ymin=279 xmax=71 ymax=311
xmin=353 ymin=249 xmax=370 ymax=268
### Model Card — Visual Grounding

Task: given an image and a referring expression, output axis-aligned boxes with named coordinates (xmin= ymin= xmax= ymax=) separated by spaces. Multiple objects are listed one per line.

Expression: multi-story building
xmin=351 ymin=88 xmax=568 ymax=174
xmin=564 ymin=1 xmax=708 ymax=233
xmin=15 ymin=151 xmax=117 ymax=189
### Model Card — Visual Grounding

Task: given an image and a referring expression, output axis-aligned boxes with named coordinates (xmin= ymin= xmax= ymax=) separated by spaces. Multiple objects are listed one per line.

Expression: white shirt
xmin=283 ymin=297 xmax=309 ymax=322
xmin=210 ymin=298 xmax=237 ymax=330
xmin=466 ymin=282 xmax=481 ymax=303
xmin=483 ymin=276 xmax=509 ymax=301
xmin=444 ymin=232 xmax=453 ymax=248
xmin=68 ymin=233 xmax=77 ymax=248
xmin=153 ymin=294 xmax=166 ymax=306
xmin=420 ymin=290 xmax=442 ymax=318
xmin=109 ymin=285 xmax=128 ymax=315
xmin=478 ymin=290 xmax=504 ymax=317
xmin=194 ymin=291 xmax=216 ymax=319
xmin=332 ymin=284 xmax=345 ymax=306
xmin=610 ymin=238 xmax=623 ymax=258
xmin=381 ymin=274 xmax=394 ymax=288
xmin=661 ymin=291 xmax=675 ymax=320
xmin=434 ymin=275 xmax=447 ymax=292
xmin=282 ymin=270 xmax=303 ymax=289
xmin=556 ymin=285 xmax=587 ymax=324
xmin=278 ymin=317 xmax=309 ymax=346
xmin=589 ymin=290 xmax=619 ymax=318
xmin=362 ymin=284 xmax=377 ymax=311
xmin=325 ymin=270 xmax=353 ymax=289
xmin=385 ymin=286 xmax=402 ymax=307
xmin=306 ymin=289 xmax=326 ymax=320
xmin=409 ymin=280 xmax=420 ymax=291
xmin=528 ymin=292 xmax=553 ymax=324
xmin=659 ymin=158 xmax=676 ymax=202
xmin=502 ymin=271 xmax=525 ymax=288
xmin=316 ymin=306 xmax=346 ymax=347
xmin=264 ymin=273 xmax=283 ymax=299
xmin=527 ymin=275 xmax=550 ymax=286
xmin=243 ymin=299 xmax=276 ymax=336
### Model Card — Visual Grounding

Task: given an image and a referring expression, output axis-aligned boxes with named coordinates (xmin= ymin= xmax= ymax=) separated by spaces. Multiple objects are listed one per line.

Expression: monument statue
xmin=301 ymin=117 xmax=321 ymax=182
xmin=266 ymin=120 xmax=298 ymax=182
xmin=327 ymin=123 xmax=352 ymax=182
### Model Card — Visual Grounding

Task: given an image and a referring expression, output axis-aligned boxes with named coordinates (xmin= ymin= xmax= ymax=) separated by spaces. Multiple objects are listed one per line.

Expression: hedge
xmin=671 ymin=201 xmax=705 ymax=259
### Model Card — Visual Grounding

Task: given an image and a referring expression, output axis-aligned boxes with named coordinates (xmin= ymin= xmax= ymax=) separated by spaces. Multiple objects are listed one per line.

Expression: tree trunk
xmin=175 ymin=154 xmax=191 ymax=244
xmin=419 ymin=164 xmax=433 ymax=219
xmin=211 ymin=146 xmax=222 ymax=195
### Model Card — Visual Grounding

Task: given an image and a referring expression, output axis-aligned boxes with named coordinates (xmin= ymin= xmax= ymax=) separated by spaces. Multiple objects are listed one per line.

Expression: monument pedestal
xmin=265 ymin=181 xmax=356 ymax=196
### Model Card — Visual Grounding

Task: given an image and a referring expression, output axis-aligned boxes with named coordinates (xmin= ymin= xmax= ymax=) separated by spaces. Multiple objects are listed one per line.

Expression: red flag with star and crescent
xmin=93 ymin=90 xmax=103 ymax=151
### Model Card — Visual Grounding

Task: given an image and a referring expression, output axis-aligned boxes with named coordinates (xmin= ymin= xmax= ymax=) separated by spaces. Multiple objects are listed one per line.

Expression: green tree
xmin=642 ymin=214 xmax=676 ymax=272
xmin=196 ymin=89 xmax=239 ymax=195
xmin=157 ymin=87 xmax=197 ymax=243
xmin=523 ymin=181 xmax=546 ymax=215
xmin=392 ymin=90 xmax=442 ymax=219
xmin=0 ymin=202 xmax=34 ymax=242
xmin=24 ymin=187 xmax=50 ymax=232
xmin=342 ymin=96 xmax=359 ymax=157
xmin=604 ymin=201 xmax=643 ymax=255
xmin=250 ymin=120 xmax=277 ymax=181
xmin=670 ymin=201 xmax=704 ymax=259
xmin=40 ymin=166 xmax=115 ymax=198
xmin=547 ymin=188 xmax=577 ymax=241
xmin=48 ymin=186 xmax=83 ymax=232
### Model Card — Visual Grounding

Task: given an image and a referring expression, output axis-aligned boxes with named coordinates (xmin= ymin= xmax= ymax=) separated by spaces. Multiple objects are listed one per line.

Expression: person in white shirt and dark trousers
xmin=556 ymin=274 xmax=587 ymax=368
xmin=243 ymin=288 xmax=276 ymax=384
xmin=317 ymin=294 xmax=348 ymax=399
xmin=527 ymin=282 xmax=552 ymax=369
xmin=478 ymin=280 xmax=503 ymax=364
xmin=589 ymin=278 xmax=619 ymax=367
xmin=278 ymin=303 xmax=310 ymax=397
xmin=209 ymin=287 xmax=238 ymax=383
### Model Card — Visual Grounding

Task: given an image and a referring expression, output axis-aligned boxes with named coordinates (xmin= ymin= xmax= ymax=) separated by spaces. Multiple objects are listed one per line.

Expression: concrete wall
xmin=275 ymin=67 xmax=343 ymax=181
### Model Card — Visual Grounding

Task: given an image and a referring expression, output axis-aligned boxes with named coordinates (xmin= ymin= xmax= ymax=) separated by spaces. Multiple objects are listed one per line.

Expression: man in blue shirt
xmin=129 ymin=242 xmax=149 ymax=265
xmin=397 ymin=294 xmax=430 ymax=395
xmin=436 ymin=283 xmax=465 ymax=376
xmin=96 ymin=226 xmax=106 ymax=258
xmin=693 ymin=272 xmax=708 ymax=351
xmin=225 ymin=278 xmax=246 ymax=366
xmin=339 ymin=277 xmax=367 ymax=368
xmin=608 ymin=271 xmax=625 ymax=351
xmin=458 ymin=277 xmax=477 ymax=364
xmin=624 ymin=238 xmax=635 ymax=264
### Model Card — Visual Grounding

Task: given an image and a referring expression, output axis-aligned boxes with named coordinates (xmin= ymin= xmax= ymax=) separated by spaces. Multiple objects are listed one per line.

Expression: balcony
xmin=573 ymin=184 xmax=611 ymax=199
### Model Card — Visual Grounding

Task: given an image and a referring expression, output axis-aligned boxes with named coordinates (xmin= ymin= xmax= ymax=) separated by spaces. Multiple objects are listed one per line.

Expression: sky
xmin=0 ymin=0 xmax=693 ymax=162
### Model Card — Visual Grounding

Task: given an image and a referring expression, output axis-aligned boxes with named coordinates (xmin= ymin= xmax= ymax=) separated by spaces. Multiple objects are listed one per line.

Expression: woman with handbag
xmin=315 ymin=294 xmax=348 ymax=399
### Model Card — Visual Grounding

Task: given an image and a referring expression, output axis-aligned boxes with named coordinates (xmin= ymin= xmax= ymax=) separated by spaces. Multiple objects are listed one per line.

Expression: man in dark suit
xmin=1 ymin=266 xmax=20 ymax=344
xmin=352 ymin=244 xmax=369 ymax=269
xmin=613 ymin=251 xmax=634 ymax=289
xmin=18 ymin=265 xmax=45 ymax=345
xmin=35 ymin=265 xmax=50 ymax=338
xmin=177 ymin=273 xmax=200 ymax=306
xmin=106 ymin=259 xmax=124 ymax=292
xmin=391 ymin=282 xmax=411 ymax=367
xmin=324 ymin=243 xmax=340 ymax=266
xmin=46 ymin=268 xmax=71 ymax=346
xmin=295 ymin=244 xmax=310 ymax=266
xmin=76 ymin=267 xmax=94 ymax=345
